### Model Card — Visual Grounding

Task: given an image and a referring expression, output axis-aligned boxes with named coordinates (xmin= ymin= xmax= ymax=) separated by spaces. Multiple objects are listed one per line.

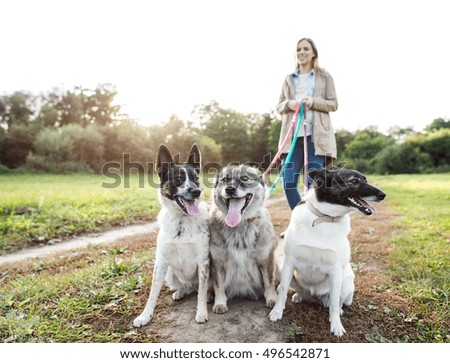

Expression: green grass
xmin=369 ymin=174 xmax=450 ymax=342
xmin=0 ymin=173 xmax=160 ymax=254
xmin=0 ymin=172 xmax=269 ymax=255
xmin=0 ymin=245 xmax=158 ymax=342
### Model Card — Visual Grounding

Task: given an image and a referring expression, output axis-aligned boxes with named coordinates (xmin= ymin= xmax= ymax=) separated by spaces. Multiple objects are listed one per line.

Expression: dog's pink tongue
xmin=225 ymin=198 xmax=246 ymax=228
xmin=357 ymin=197 xmax=377 ymax=214
xmin=183 ymin=199 xmax=200 ymax=216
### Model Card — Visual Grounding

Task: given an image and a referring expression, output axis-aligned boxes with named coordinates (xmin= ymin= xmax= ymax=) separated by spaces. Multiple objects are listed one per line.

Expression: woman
xmin=276 ymin=37 xmax=338 ymax=210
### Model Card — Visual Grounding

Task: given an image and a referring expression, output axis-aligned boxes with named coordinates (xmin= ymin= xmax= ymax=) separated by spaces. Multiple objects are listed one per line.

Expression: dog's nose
xmin=377 ymin=191 xmax=386 ymax=201
xmin=225 ymin=185 xmax=236 ymax=195
xmin=189 ymin=188 xmax=201 ymax=198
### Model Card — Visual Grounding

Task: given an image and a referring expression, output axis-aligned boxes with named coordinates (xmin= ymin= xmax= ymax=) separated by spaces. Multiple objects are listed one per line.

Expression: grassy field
xmin=0 ymin=173 xmax=162 ymax=254
xmin=0 ymin=172 xmax=269 ymax=255
xmin=369 ymin=174 xmax=449 ymax=342
xmin=0 ymin=173 xmax=448 ymax=342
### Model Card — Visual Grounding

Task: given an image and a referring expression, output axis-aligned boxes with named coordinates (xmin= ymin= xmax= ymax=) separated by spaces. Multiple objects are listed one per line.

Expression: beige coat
xmin=276 ymin=68 xmax=338 ymax=160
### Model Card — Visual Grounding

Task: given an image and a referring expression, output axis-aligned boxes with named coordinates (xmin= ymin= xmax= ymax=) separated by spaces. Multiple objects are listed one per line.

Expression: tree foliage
xmin=425 ymin=117 xmax=450 ymax=132
xmin=0 ymin=86 xmax=448 ymax=175
xmin=194 ymin=101 xmax=253 ymax=163
xmin=375 ymin=143 xmax=432 ymax=174
xmin=0 ymin=91 xmax=34 ymax=130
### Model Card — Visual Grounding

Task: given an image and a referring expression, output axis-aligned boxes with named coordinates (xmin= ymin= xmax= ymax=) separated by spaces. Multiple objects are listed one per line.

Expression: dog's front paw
xmin=212 ymin=304 xmax=228 ymax=314
xmin=172 ymin=290 xmax=185 ymax=301
xmin=268 ymin=307 xmax=283 ymax=321
xmin=292 ymin=293 xmax=302 ymax=303
xmin=133 ymin=314 xmax=152 ymax=328
xmin=265 ymin=291 xmax=277 ymax=308
xmin=330 ymin=321 xmax=346 ymax=337
xmin=195 ymin=310 xmax=208 ymax=323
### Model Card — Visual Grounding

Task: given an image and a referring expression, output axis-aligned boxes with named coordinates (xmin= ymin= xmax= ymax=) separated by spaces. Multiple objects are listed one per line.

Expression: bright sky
xmin=2 ymin=0 xmax=449 ymax=133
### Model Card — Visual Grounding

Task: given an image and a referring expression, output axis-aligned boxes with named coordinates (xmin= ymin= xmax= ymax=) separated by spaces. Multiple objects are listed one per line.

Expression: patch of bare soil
xmin=142 ymin=197 xmax=417 ymax=343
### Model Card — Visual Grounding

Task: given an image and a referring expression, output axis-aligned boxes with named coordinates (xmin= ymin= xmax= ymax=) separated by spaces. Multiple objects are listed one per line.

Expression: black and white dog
xmin=209 ymin=165 xmax=278 ymax=314
xmin=269 ymin=167 xmax=386 ymax=336
xmin=133 ymin=144 xmax=210 ymax=327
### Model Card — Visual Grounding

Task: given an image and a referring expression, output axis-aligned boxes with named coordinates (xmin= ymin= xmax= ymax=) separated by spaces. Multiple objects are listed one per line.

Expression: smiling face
xmin=296 ymin=39 xmax=316 ymax=71
xmin=213 ymin=165 xmax=265 ymax=227
xmin=157 ymin=144 xmax=203 ymax=216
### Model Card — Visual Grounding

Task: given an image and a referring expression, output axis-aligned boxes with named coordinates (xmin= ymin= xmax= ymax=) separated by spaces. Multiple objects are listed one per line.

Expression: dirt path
xmin=155 ymin=297 xmax=284 ymax=343
xmin=0 ymin=222 xmax=159 ymax=265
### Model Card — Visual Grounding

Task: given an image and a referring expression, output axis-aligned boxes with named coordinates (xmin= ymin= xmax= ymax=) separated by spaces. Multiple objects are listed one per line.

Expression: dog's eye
xmin=350 ymin=179 xmax=359 ymax=185
xmin=240 ymin=175 xmax=250 ymax=182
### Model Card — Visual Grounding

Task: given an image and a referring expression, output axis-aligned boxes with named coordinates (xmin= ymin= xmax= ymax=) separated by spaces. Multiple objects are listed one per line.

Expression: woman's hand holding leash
xmin=288 ymin=97 xmax=312 ymax=112
xmin=302 ymin=96 xmax=313 ymax=108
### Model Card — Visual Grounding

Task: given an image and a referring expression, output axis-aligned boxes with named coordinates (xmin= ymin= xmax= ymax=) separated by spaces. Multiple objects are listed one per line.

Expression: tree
xmin=55 ymin=90 xmax=84 ymax=126
xmin=375 ymin=142 xmax=431 ymax=174
xmin=248 ymin=112 xmax=277 ymax=168
xmin=342 ymin=127 xmax=394 ymax=172
xmin=425 ymin=117 xmax=450 ymax=132
xmin=0 ymin=91 xmax=34 ymax=130
xmin=267 ymin=117 xmax=282 ymax=156
xmin=194 ymin=101 xmax=253 ymax=163
xmin=83 ymin=84 xmax=121 ymax=126
xmin=46 ymin=84 xmax=123 ymax=127
xmin=34 ymin=104 xmax=59 ymax=129
xmin=335 ymin=129 xmax=355 ymax=159
xmin=27 ymin=124 xmax=106 ymax=173
xmin=100 ymin=120 xmax=152 ymax=166
xmin=386 ymin=125 xmax=416 ymax=142
xmin=0 ymin=124 xmax=35 ymax=168
xmin=409 ymin=129 xmax=450 ymax=168
xmin=61 ymin=124 xmax=105 ymax=172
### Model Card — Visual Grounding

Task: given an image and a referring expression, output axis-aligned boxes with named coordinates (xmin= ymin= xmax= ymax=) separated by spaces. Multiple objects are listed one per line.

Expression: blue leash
xmin=268 ymin=102 xmax=305 ymax=195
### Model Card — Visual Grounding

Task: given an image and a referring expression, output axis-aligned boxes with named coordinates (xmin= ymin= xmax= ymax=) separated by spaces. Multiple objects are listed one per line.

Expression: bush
xmin=62 ymin=124 xmax=105 ymax=172
xmin=419 ymin=129 xmax=450 ymax=167
xmin=375 ymin=143 xmax=432 ymax=174
xmin=0 ymin=124 xmax=35 ymax=168
xmin=0 ymin=163 xmax=10 ymax=174
xmin=28 ymin=124 xmax=104 ymax=173
xmin=344 ymin=158 xmax=373 ymax=173
xmin=26 ymin=153 xmax=93 ymax=173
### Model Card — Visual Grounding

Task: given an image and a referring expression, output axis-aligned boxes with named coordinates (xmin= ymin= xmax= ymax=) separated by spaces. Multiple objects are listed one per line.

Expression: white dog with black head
xmin=133 ymin=144 xmax=209 ymax=327
xmin=269 ymin=167 xmax=386 ymax=336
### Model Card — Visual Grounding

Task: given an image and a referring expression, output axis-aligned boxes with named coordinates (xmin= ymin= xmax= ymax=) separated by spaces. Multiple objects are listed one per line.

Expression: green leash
xmin=268 ymin=102 xmax=305 ymax=194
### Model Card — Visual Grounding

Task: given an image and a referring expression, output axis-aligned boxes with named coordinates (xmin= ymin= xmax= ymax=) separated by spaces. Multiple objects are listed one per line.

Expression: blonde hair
xmin=295 ymin=38 xmax=320 ymax=73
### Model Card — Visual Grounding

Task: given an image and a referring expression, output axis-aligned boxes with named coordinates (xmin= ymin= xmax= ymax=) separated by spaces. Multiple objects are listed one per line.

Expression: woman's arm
xmin=311 ymin=72 xmax=338 ymax=113
xmin=276 ymin=85 xmax=290 ymax=115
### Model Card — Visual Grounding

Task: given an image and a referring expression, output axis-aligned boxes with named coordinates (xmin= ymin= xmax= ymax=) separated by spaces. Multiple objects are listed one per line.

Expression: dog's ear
xmin=187 ymin=144 xmax=202 ymax=173
xmin=309 ymin=168 xmax=328 ymax=188
xmin=156 ymin=144 xmax=174 ymax=177
xmin=309 ymin=168 xmax=325 ymax=181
